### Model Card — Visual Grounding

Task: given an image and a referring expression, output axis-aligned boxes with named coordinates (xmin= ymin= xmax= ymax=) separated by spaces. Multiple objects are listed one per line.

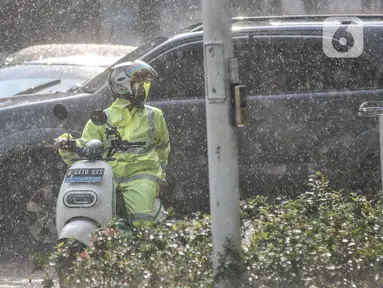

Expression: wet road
xmin=0 ymin=262 xmax=57 ymax=288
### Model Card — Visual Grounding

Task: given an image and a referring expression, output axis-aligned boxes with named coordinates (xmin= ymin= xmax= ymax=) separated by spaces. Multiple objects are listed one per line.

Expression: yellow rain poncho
xmin=57 ymin=98 xmax=170 ymax=220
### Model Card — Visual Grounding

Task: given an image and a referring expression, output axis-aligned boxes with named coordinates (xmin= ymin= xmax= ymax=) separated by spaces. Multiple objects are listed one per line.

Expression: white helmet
xmin=108 ymin=59 xmax=158 ymax=105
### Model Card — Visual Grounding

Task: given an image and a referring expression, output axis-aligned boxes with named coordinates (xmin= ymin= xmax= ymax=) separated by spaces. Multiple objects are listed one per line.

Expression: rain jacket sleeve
xmin=154 ymin=110 xmax=170 ymax=179
xmin=57 ymin=120 xmax=104 ymax=166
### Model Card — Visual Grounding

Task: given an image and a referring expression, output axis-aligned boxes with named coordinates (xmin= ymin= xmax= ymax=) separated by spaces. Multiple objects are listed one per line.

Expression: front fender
xmin=58 ymin=218 xmax=98 ymax=247
xmin=0 ymin=128 xmax=81 ymax=159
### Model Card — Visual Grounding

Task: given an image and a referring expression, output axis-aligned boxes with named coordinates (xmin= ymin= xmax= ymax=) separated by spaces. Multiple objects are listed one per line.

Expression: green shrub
xmin=37 ymin=173 xmax=383 ymax=287
xmin=241 ymin=173 xmax=383 ymax=287
xmin=47 ymin=213 xmax=216 ymax=288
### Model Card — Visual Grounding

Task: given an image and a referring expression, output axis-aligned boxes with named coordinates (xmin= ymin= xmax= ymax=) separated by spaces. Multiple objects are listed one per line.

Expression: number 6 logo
xmin=323 ymin=17 xmax=363 ymax=58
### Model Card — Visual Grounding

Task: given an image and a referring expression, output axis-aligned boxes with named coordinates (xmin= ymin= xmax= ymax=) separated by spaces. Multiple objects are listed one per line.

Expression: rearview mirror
xmin=91 ymin=109 xmax=107 ymax=126
xmin=53 ymin=104 xmax=68 ymax=120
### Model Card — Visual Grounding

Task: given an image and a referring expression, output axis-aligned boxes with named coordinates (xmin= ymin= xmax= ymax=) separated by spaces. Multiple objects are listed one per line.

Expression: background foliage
xmin=36 ymin=173 xmax=383 ymax=287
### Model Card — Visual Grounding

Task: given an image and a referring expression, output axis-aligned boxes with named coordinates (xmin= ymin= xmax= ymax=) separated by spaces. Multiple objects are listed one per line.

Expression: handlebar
xmin=125 ymin=141 xmax=146 ymax=147
xmin=61 ymin=139 xmax=78 ymax=150
xmin=45 ymin=138 xmax=79 ymax=151
xmin=56 ymin=139 xmax=147 ymax=161
xmin=112 ymin=140 xmax=146 ymax=151
xmin=106 ymin=139 xmax=147 ymax=158
xmin=50 ymin=124 xmax=147 ymax=161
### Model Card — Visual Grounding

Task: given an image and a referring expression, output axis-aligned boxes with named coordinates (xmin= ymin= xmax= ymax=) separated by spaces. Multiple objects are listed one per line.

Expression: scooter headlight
xmin=83 ymin=139 xmax=104 ymax=160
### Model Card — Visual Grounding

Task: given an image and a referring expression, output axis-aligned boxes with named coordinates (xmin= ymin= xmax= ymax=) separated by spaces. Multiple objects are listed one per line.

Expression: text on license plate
xmin=64 ymin=168 xmax=105 ymax=183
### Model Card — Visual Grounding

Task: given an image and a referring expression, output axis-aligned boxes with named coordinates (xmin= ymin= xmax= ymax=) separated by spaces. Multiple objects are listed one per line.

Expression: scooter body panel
xmin=56 ymin=160 xmax=115 ymax=238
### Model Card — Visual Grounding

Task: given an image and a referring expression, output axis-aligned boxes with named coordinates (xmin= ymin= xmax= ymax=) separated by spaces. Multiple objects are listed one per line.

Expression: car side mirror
xmin=358 ymin=101 xmax=383 ymax=118
xmin=53 ymin=104 xmax=68 ymax=121
xmin=91 ymin=109 xmax=107 ymax=126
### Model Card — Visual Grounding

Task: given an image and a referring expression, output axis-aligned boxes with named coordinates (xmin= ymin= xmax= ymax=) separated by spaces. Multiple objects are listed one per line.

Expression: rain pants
xmin=57 ymin=98 xmax=170 ymax=221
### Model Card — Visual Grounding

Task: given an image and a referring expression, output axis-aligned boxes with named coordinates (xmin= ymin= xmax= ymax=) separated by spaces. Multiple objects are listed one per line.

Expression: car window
xmin=78 ymin=37 xmax=168 ymax=94
xmin=0 ymin=78 xmax=83 ymax=97
xmin=234 ymin=36 xmax=383 ymax=96
xmin=0 ymin=65 xmax=101 ymax=97
xmin=148 ymin=42 xmax=204 ymax=100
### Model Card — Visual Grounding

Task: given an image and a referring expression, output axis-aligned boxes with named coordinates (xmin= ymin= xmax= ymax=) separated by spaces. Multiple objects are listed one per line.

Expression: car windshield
xmin=0 ymin=64 xmax=104 ymax=98
xmin=1 ymin=44 xmax=138 ymax=67
xmin=77 ymin=37 xmax=167 ymax=93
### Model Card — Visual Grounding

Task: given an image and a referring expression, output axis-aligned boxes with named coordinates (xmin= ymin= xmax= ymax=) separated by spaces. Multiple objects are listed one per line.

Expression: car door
xmin=143 ymin=36 xmax=272 ymax=216
xmin=143 ymin=40 xmax=209 ymax=217
xmin=234 ymin=32 xmax=383 ymax=200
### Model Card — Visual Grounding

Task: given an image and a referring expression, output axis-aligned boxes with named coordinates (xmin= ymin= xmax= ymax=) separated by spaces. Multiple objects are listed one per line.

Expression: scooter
xmin=52 ymin=103 xmax=166 ymax=285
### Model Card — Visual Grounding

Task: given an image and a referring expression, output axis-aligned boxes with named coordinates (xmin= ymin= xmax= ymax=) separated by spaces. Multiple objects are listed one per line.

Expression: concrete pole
xmin=379 ymin=114 xmax=383 ymax=194
xmin=202 ymin=0 xmax=242 ymax=287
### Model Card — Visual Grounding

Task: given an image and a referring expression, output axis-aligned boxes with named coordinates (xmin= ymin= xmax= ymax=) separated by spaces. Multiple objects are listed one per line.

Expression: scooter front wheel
xmin=56 ymin=239 xmax=87 ymax=288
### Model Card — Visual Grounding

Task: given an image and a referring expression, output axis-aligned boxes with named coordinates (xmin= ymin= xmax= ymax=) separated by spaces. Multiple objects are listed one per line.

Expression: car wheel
xmin=0 ymin=148 xmax=66 ymax=258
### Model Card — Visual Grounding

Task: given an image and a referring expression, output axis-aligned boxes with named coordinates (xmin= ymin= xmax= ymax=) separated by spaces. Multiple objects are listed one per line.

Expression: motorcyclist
xmin=54 ymin=59 xmax=170 ymax=223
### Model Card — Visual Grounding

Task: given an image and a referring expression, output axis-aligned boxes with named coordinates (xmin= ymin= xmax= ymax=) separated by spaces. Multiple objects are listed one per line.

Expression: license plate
xmin=64 ymin=168 xmax=105 ymax=183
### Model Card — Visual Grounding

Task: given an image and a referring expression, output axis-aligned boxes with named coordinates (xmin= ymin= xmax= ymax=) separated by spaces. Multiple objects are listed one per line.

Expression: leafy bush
xmin=37 ymin=173 xmax=383 ymax=287
xmin=241 ymin=173 xmax=383 ymax=288
xmin=44 ymin=213 xmax=216 ymax=288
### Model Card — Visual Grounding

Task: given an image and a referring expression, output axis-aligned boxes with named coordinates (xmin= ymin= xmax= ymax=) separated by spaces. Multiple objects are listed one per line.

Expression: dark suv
xmin=1 ymin=15 xmax=383 ymax=255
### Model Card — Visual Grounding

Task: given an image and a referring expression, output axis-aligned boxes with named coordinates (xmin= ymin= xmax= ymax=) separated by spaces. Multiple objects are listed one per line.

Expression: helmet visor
xmin=128 ymin=61 xmax=158 ymax=82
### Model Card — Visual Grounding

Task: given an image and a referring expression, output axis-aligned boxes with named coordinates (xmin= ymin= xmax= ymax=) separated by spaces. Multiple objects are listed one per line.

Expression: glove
xmin=53 ymin=138 xmax=68 ymax=149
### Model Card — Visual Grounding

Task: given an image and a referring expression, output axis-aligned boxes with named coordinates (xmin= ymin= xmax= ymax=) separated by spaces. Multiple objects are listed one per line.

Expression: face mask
xmin=132 ymin=81 xmax=151 ymax=103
